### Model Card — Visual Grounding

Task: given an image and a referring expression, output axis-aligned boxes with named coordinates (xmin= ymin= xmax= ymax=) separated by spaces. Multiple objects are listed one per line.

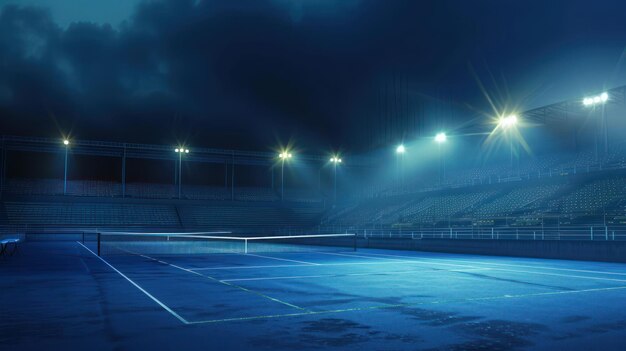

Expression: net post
xmin=97 ymin=232 xmax=101 ymax=256
xmin=244 ymin=239 xmax=248 ymax=254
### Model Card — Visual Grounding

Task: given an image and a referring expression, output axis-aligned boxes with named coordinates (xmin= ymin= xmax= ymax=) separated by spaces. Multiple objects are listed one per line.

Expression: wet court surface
xmin=3 ymin=241 xmax=626 ymax=350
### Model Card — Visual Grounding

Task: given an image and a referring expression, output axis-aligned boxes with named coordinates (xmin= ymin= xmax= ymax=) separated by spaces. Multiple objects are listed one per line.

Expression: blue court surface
xmin=3 ymin=241 xmax=626 ymax=350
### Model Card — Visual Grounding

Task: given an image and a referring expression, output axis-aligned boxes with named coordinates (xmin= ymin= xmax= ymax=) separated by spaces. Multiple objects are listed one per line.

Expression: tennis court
xmin=4 ymin=232 xmax=626 ymax=350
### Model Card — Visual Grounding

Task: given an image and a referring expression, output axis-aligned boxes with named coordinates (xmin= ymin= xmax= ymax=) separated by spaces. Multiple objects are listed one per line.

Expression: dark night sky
xmin=1 ymin=0 xmax=626 ymax=153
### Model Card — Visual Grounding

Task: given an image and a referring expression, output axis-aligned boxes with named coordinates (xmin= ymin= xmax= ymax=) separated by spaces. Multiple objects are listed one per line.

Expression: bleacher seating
xmin=126 ymin=183 xmax=176 ymax=199
xmin=547 ymin=177 xmax=626 ymax=215
xmin=405 ymin=190 xmax=497 ymax=224
xmin=3 ymin=179 xmax=63 ymax=196
xmin=2 ymin=202 xmax=180 ymax=226
xmin=472 ymin=184 xmax=563 ymax=217
xmin=282 ymin=189 xmax=324 ymax=203
xmin=66 ymin=180 xmax=121 ymax=197
xmin=325 ymin=197 xmax=415 ymax=225
xmin=178 ymin=205 xmax=323 ymax=228
xmin=183 ymin=186 xmax=231 ymax=200
xmin=234 ymin=187 xmax=279 ymax=202
xmin=2 ymin=144 xmax=626 ymax=230
xmin=607 ymin=143 xmax=626 ymax=166
xmin=326 ymin=171 xmax=626 ymax=226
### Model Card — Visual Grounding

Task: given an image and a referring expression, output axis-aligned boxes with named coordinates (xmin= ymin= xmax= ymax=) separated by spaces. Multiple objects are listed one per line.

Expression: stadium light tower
xmin=583 ymin=92 xmax=610 ymax=158
xmin=63 ymin=139 xmax=70 ymax=195
xmin=499 ymin=114 xmax=519 ymax=169
xmin=174 ymin=147 xmax=190 ymax=199
xmin=395 ymin=144 xmax=405 ymax=186
xmin=330 ymin=156 xmax=342 ymax=202
xmin=279 ymin=151 xmax=292 ymax=201
xmin=435 ymin=133 xmax=447 ymax=182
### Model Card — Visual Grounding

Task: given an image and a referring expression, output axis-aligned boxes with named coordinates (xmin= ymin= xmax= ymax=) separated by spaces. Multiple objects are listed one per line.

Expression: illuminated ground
xmin=3 ymin=242 xmax=626 ymax=350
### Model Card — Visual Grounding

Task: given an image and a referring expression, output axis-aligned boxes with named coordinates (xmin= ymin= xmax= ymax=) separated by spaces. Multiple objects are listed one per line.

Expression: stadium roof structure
xmin=522 ymin=85 xmax=626 ymax=124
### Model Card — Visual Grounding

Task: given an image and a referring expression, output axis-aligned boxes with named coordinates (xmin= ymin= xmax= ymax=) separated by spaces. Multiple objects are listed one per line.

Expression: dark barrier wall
xmin=359 ymin=238 xmax=626 ymax=263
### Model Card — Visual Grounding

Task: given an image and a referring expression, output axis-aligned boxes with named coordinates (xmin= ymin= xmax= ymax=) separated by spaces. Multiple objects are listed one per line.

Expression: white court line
xmin=76 ymin=241 xmax=189 ymax=324
xmin=245 ymin=253 xmax=319 ymax=265
xmin=77 ymin=241 xmax=626 ymax=326
xmin=220 ymin=267 xmax=493 ymax=283
xmin=99 ymin=231 xmax=232 ymax=235
xmin=357 ymin=252 xmax=626 ymax=277
xmin=188 ymin=254 xmax=479 ymax=271
xmin=318 ymin=251 xmax=402 ymax=260
xmin=334 ymin=251 xmax=626 ymax=283
xmin=190 ymin=251 xmax=626 ymax=284
xmin=134 ymin=252 xmax=306 ymax=311
xmin=190 ymin=259 xmax=412 ymax=271
xmin=190 ymin=263 xmax=310 ymax=271
xmin=187 ymin=284 xmax=626 ymax=324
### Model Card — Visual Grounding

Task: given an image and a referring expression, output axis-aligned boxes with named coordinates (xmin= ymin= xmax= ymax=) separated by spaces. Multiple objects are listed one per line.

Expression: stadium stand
xmin=2 ymin=145 xmax=626 ymax=232
xmin=66 ymin=180 xmax=121 ymax=197
xmin=472 ymin=184 xmax=564 ymax=218
xmin=282 ymin=189 xmax=324 ymax=203
xmin=404 ymin=190 xmax=498 ymax=224
xmin=233 ymin=187 xmax=279 ymax=202
xmin=126 ymin=183 xmax=176 ymax=199
xmin=546 ymin=177 xmax=626 ymax=215
xmin=177 ymin=204 xmax=323 ymax=228
xmin=323 ymin=168 xmax=626 ymax=228
xmin=182 ymin=186 xmax=230 ymax=200
xmin=2 ymin=201 xmax=180 ymax=227
xmin=3 ymin=179 xmax=64 ymax=196
xmin=2 ymin=179 xmax=325 ymax=203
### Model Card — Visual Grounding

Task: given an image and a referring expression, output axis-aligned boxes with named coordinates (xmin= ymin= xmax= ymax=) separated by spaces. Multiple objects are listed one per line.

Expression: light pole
xmin=435 ymin=132 xmax=447 ymax=183
xmin=396 ymin=144 xmax=405 ymax=186
xmin=174 ymin=147 xmax=189 ymax=199
xmin=279 ymin=151 xmax=292 ymax=200
xmin=330 ymin=156 xmax=342 ymax=202
xmin=498 ymin=115 xmax=518 ymax=170
xmin=583 ymin=92 xmax=609 ymax=161
xmin=63 ymin=139 xmax=70 ymax=195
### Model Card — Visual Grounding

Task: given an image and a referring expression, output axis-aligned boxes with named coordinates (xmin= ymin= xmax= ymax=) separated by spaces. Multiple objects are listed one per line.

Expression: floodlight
xmin=279 ymin=152 xmax=292 ymax=159
xmin=63 ymin=139 xmax=70 ymax=146
xmin=583 ymin=92 xmax=609 ymax=107
xmin=396 ymin=144 xmax=405 ymax=154
xmin=601 ymin=92 xmax=609 ymax=102
xmin=175 ymin=148 xmax=179 ymax=152
xmin=185 ymin=149 xmax=189 ymax=153
xmin=499 ymin=115 xmax=518 ymax=129
xmin=435 ymin=132 xmax=447 ymax=143
xmin=330 ymin=156 xmax=342 ymax=163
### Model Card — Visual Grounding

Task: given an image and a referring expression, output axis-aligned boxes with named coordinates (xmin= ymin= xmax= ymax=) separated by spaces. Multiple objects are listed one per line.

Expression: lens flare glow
xmin=435 ymin=133 xmax=447 ymax=143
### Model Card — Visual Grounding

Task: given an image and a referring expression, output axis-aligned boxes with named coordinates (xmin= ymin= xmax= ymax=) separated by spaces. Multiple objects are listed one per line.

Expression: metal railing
xmin=289 ymin=224 xmax=626 ymax=241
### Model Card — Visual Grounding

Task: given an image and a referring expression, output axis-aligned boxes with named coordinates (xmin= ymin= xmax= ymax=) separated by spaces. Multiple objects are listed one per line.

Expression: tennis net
xmin=95 ymin=232 xmax=357 ymax=256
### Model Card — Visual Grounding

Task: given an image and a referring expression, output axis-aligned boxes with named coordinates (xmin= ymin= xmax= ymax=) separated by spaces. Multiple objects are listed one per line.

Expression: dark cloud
xmin=1 ymin=0 xmax=626 ymax=151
